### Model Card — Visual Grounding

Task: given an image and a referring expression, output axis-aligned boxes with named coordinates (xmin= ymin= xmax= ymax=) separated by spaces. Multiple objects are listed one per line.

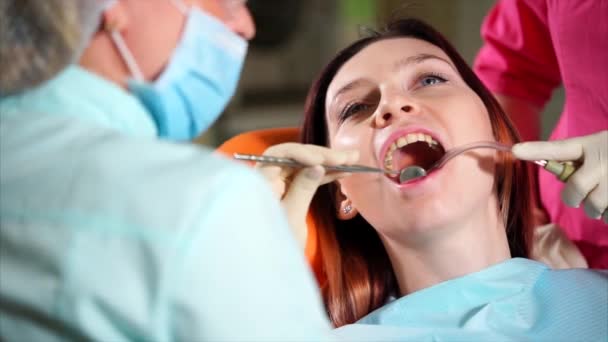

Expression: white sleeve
xmin=168 ymin=167 xmax=334 ymax=341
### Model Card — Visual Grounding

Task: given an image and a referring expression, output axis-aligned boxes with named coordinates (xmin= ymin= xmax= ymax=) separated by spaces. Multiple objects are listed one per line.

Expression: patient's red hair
xmin=300 ymin=18 xmax=536 ymax=327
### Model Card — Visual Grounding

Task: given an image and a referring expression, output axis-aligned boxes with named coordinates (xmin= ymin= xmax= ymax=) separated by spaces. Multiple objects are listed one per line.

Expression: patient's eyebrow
xmin=332 ymin=79 xmax=369 ymax=100
xmin=392 ymin=53 xmax=454 ymax=72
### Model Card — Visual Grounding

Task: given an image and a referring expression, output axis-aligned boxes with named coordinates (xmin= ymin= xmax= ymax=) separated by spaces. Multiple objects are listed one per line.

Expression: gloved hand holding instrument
xmin=241 ymin=143 xmax=359 ymax=247
xmin=512 ymin=130 xmax=607 ymax=224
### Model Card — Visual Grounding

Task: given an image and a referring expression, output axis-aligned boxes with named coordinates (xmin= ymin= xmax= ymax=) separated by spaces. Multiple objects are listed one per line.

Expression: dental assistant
xmin=474 ymin=0 xmax=608 ymax=268
xmin=0 ymin=0 xmax=334 ymax=340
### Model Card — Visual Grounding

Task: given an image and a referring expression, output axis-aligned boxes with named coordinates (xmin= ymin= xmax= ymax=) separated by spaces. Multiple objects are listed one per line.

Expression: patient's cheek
xmin=332 ymin=133 xmax=360 ymax=149
xmin=332 ymin=131 xmax=377 ymax=165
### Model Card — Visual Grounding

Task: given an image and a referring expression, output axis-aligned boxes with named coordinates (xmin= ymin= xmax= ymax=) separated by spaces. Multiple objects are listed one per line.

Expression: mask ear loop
xmin=102 ymin=0 xmax=144 ymax=82
xmin=108 ymin=30 xmax=145 ymax=82
xmin=169 ymin=0 xmax=190 ymax=15
xmin=106 ymin=0 xmax=189 ymax=82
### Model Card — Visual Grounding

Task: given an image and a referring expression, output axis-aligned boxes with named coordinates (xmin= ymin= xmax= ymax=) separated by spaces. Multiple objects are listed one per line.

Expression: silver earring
xmin=343 ymin=204 xmax=352 ymax=214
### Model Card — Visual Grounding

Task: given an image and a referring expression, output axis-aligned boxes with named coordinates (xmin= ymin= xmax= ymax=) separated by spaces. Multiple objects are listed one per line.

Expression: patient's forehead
xmin=327 ymin=37 xmax=454 ymax=99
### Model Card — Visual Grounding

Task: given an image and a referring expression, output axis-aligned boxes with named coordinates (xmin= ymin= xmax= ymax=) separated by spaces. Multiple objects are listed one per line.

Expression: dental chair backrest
xmin=216 ymin=127 xmax=324 ymax=284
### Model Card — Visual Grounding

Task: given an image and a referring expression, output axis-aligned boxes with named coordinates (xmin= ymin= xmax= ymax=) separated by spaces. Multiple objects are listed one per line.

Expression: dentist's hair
xmin=0 ymin=0 xmax=109 ymax=95
xmin=300 ymin=18 xmax=535 ymax=327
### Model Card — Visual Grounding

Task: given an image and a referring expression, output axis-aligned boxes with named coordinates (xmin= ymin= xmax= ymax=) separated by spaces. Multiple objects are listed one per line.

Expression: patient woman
xmin=258 ymin=18 xmax=607 ymax=339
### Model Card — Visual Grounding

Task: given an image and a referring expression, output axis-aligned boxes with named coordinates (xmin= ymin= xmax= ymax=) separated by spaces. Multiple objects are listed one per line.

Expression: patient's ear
xmin=335 ymin=187 xmax=358 ymax=220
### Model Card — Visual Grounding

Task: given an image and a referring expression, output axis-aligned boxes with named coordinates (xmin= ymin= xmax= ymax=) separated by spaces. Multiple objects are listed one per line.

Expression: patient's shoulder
xmin=537 ymin=267 xmax=608 ymax=292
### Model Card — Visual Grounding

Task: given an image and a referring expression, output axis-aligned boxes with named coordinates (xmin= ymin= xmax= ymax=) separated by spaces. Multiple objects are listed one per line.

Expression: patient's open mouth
xmin=383 ymin=132 xmax=446 ymax=183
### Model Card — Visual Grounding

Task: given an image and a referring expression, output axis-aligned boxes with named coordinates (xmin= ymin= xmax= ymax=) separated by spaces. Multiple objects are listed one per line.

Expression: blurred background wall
xmin=199 ymin=0 xmax=564 ymax=146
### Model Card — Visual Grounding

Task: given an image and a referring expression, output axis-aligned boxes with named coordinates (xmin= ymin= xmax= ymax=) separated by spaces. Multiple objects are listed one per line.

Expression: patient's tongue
xmin=393 ymin=142 xmax=442 ymax=171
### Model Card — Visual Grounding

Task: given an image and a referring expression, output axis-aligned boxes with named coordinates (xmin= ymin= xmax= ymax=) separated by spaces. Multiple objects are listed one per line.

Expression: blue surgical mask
xmin=110 ymin=7 xmax=247 ymax=141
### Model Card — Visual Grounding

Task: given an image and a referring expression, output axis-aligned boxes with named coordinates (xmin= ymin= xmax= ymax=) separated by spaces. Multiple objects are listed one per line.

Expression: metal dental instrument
xmin=398 ymin=141 xmax=578 ymax=183
xmin=233 ymin=153 xmax=400 ymax=175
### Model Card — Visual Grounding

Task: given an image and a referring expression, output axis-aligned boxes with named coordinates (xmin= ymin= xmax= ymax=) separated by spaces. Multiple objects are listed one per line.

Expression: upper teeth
xmin=384 ymin=133 xmax=440 ymax=170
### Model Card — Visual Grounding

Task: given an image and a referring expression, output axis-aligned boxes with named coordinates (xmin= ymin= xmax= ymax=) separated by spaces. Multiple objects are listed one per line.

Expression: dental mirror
xmin=399 ymin=165 xmax=427 ymax=183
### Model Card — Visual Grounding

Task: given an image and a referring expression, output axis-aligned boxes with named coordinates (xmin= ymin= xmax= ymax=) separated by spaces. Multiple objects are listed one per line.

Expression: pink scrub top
xmin=474 ymin=0 xmax=608 ymax=268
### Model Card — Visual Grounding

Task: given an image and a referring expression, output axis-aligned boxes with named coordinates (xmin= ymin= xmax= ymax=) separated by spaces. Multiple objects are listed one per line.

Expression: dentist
xmin=0 ymin=0 xmax=337 ymax=340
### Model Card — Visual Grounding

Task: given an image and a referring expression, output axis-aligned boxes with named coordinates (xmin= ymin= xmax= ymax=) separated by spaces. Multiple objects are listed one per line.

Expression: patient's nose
xmin=375 ymin=96 xmax=420 ymax=128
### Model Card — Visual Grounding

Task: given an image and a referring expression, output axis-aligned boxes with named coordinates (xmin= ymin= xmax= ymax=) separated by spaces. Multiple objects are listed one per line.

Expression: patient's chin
xmin=399 ymin=179 xmax=494 ymax=233
xmin=382 ymin=198 xmax=460 ymax=234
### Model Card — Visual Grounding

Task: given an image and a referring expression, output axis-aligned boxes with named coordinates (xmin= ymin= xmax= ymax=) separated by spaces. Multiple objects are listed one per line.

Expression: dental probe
xmin=397 ymin=141 xmax=579 ymax=183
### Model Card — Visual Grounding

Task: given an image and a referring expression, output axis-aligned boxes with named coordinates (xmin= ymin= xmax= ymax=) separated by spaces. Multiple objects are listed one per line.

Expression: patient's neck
xmin=383 ymin=198 xmax=511 ymax=296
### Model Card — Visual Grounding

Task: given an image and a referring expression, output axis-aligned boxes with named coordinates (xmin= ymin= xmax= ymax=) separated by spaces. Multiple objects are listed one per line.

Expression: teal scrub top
xmin=335 ymin=258 xmax=608 ymax=341
xmin=0 ymin=66 xmax=334 ymax=341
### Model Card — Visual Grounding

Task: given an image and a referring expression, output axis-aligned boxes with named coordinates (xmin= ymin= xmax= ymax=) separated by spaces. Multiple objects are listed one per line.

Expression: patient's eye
xmin=339 ymin=102 xmax=371 ymax=122
xmin=419 ymin=74 xmax=447 ymax=87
